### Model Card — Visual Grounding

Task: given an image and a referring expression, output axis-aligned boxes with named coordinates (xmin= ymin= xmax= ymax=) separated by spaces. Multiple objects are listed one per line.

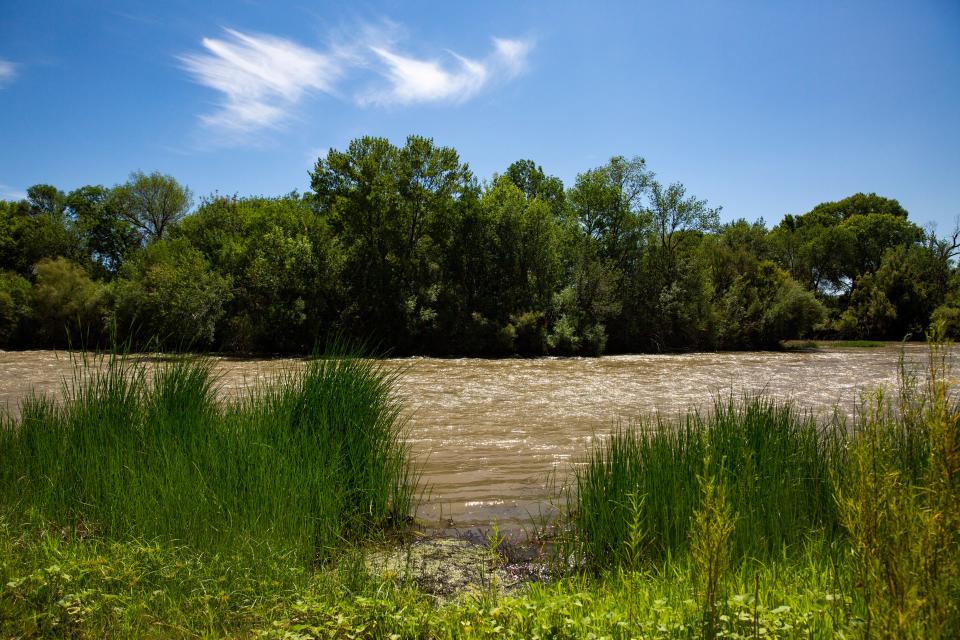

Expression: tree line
xmin=2 ymin=135 xmax=958 ymax=355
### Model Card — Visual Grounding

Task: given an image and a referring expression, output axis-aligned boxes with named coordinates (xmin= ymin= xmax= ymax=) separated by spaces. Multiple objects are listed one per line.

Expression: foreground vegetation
xmin=0 ymin=349 xmax=416 ymax=566
xmin=1 ymin=342 xmax=957 ymax=638
xmin=0 ymin=524 xmax=848 ymax=638
xmin=567 ymin=340 xmax=959 ymax=639
xmin=4 ymin=138 xmax=960 ymax=356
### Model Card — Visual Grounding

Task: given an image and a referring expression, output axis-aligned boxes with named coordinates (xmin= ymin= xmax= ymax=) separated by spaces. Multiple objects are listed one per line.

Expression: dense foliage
xmin=2 ymin=137 xmax=956 ymax=354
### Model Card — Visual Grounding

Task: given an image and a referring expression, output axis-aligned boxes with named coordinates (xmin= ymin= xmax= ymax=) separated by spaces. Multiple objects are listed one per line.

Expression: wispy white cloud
xmin=363 ymin=47 xmax=487 ymax=105
xmin=181 ymin=24 xmax=534 ymax=141
xmin=359 ymin=36 xmax=533 ymax=106
xmin=491 ymin=37 xmax=533 ymax=77
xmin=180 ymin=29 xmax=343 ymax=133
xmin=0 ymin=59 xmax=17 ymax=87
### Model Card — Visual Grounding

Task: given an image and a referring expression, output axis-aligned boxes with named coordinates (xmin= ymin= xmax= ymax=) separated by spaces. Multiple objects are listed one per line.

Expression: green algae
xmin=365 ymin=537 xmax=519 ymax=600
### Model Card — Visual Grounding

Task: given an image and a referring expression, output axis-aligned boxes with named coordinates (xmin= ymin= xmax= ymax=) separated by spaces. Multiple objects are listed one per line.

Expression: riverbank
xmin=0 ymin=344 xmax=941 ymax=532
xmin=1 ymin=345 xmax=957 ymax=638
xmin=0 ymin=522 xmax=847 ymax=638
xmin=782 ymin=339 xmax=891 ymax=349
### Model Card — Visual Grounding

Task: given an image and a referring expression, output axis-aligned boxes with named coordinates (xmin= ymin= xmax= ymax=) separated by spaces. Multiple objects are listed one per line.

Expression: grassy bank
xmin=566 ymin=340 xmax=959 ymax=638
xmin=0 ymin=521 xmax=845 ymax=638
xmin=782 ymin=339 xmax=890 ymax=350
xmin=1 ymin=344 xmax=957 ymax=638
xmin=0 ymin=349 xmax=416 ymax=566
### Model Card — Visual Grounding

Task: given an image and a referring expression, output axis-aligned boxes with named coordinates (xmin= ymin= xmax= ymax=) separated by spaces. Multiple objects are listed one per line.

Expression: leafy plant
xmin=690 ymin=454 xmax=736 ymax=640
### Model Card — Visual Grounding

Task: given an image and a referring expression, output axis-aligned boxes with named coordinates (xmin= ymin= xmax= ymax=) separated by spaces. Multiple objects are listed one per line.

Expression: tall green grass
xmin=570 ymin=396 xmax=846 ymax=567
xmin=834 ymin=339 xmax=960 ymax=638
xmin=569 ymin=339 xmax=959 ymax=637
xmin=0 ymin=347 xmax=417 ymax=565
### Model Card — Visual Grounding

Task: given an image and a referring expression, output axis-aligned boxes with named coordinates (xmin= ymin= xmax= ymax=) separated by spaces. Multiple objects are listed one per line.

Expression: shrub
xmin=31 ymin=257 xmax=107 ymax=347
xmin=0 ymin=270 xmax=31 ymax=347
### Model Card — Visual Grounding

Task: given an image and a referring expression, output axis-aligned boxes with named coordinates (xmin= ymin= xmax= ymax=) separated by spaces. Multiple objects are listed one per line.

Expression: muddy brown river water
xmin=0 ymin=345 xmax=948 ymax=533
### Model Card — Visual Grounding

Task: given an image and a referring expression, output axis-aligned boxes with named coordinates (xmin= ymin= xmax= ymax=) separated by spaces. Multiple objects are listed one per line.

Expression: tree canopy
xmin=115 ymin=171 xmax=192 ymax=244
xmin=0 ymin=136 xmax=954 ymax=354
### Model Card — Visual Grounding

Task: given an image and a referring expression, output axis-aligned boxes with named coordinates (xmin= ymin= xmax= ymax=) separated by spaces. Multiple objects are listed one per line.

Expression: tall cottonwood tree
xmin=563 ymin=156 xmax=655 ymax=352
xmin=115 ymin=171 xmax=192 ymax=243
xmin=66 ymin=185 xmax=140 ymax=276
xmin=310 ymin=135 xmax=476 ymax=349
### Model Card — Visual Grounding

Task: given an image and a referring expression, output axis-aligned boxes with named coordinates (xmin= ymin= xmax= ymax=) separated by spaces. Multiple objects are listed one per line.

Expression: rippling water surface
xmin=0 ymin=345 xmax=945 ymax=532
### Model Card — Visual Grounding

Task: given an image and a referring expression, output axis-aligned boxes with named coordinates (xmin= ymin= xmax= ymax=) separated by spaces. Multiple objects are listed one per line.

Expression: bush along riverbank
xmin=1 ymin=342 xmax=958 ymax=638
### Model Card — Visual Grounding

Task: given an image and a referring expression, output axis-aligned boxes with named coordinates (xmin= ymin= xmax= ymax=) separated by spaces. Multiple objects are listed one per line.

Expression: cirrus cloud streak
xmin=181 ymin=26 xmax=533 ymax=139
xmin=359 ymin=36 xmax=531 ymax=106
xmin=180 ymin=29 xmax=343 ymax=133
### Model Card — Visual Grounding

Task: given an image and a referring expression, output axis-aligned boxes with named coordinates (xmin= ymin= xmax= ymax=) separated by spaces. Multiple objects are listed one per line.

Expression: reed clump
xmin=835 ymin=338 xmax=960 ymax=639
xmin=569 ymin=337 xmax=959 ymax=638
xmin=0 ymin=347 xmax=417 ymax=566
xmin=570 ymin=395 xmax=844 ymax=568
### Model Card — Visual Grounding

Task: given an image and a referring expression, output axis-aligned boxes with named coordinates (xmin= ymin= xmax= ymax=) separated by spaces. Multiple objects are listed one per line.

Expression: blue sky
xmin=1 ymin=1 xmax=958 ymax=230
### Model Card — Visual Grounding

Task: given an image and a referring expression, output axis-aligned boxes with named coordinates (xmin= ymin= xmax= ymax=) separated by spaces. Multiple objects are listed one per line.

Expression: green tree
xmin=562 ymin=156 xmax=656 ymax=352
xmin=0 ymin=199 xmax=32 ymax=273
xmin=1 ymin=187 xmax=85 ymax=272
xmin=503 ymin=159 xmax=566 ymax=217
xmin=433 ymin=187 xmax=506 ymax=353
xmin=310 ymin=135 xmax=475 ymax=351
xmin=438 ymin=176 xmax=564 ymax=354
xmin=66 ymin=185 xmax=140 ymax=276
xmin=838 ymin=244 xmax=946 ymax=339
xmin=114 ymin=171 xmax=192 ymax=243
xmin=0 ymin=270 xmax=31 ymax=347
xmin=629 ymin=180 xmax=719 ymax=351
xmin=641 ymin=246 xmax=715 ymax=350
xmin=31 ymin=257 xmax=107 ymax=347
xmin=769 ymin=213 xmax=853 ymax=294
xmin=842 ymin=213 xmax=924 ymax=281
xmin=713 ymin=259 xmax=825 ymax=349
xmin=548 ymin=260 xmax=619 ymax=355
xmin=179 ymin=195 xmax=338 ymax=352
xmin=705 ymin=219 xmax=770 ymax=294
xmin=111 ymin=239 xmax=231 ymax=349
xmin=804 ymin=192 xmax=908 ymax=223
xmin=647 ymin=180 xmax=720 ymax=273
xmin=568 ymin=155 xmax=653 ymax=263
xmin=25 ymin=184 xmax=67 ymax=218
xmin=26 ymin=185 xmax=85 ymax=262
xmin=770 ymin=193 xmax=922 ymax=297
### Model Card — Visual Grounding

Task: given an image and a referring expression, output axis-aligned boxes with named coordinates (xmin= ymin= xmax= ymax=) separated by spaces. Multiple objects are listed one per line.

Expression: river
xmin=0 ymin=344 xmax=944 ymax=533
